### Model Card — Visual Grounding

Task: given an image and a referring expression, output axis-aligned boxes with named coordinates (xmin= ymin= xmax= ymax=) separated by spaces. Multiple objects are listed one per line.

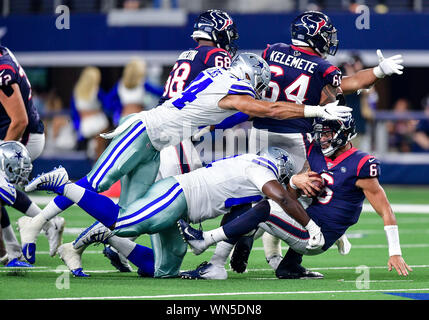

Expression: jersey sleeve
xmin=203 ymin=48 xmax=231 ymax=69
xmin=228 ymin=79 xmax=256 ymax=98
xmin=321 ymin=63 xmax=342 ymax=88
xmin=0 ymin=175 xmax=16 ymax=205
xmin=246 ymin=157 xmax=279 ymax=191
xmin=356 ymin=156 xmax=381 ymax=179
xmin=0 ymin=63 xmax=18 ymax=88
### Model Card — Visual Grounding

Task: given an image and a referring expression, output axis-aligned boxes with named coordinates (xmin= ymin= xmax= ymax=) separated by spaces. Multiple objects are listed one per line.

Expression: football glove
xmin=373 ymin=49 xmax=404 ymax=78
xmin=305 ymin=219 xmax=325 ymax=251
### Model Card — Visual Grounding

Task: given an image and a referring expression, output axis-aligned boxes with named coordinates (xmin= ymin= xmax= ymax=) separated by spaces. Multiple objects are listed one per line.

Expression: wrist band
xmin=384 ymin=225 xmax=402 ymax=256
xmin=289 ymin=175 xmax=298 ymax=190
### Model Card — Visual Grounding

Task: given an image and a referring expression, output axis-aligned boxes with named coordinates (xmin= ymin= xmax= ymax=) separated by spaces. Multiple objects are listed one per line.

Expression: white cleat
xmin=180 ymin=261 xmax=227 ymax=280
xmin=58 ymin=242 xmax=83 ymax=271
xmin=17 ymin=216 xmax=40 ymax=245
xmin=73 ymin=221 xmax=113 ymax=249
xmin=25 ymin=166 xmax=69 ymax=193
xmin=45 ymin=216 xmax=66 ymax=257
xmin=335 ymin=234 xmax=352 ymax=255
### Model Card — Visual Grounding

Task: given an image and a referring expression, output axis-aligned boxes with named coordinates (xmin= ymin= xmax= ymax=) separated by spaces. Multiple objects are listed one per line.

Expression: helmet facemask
xmin=314 ymin=119 xmax=357 ymax=157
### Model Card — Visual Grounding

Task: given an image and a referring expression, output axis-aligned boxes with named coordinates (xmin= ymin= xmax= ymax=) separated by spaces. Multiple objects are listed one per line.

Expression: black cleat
xmin=275 ymin=262 xmax=324 ymax=279
xmin=230 ymin=236 xmax=254 ymax=273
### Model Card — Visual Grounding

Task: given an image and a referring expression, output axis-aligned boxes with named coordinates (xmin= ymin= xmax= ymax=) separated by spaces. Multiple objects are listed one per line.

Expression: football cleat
xmin=73 ymin=221 xmax=113 ymax=249
xmin=25 ymin=166 xmax=69 ymax=194
xmin=45 ymin=216 xmax=66 ymax=257
xmin=275 ymin=260 xmax=324 ymax=279
xmin=71 ymin=268 xmax=90 ymax=278
xmin=230 ymin=236 xmax=254 ymax=273
xmin=17 ymin=216 xmax=42 ymax=263
xmin=57 ymin=242 xmax=89 ymax=277
xmin=267 ymin=254 xmax=283 ymax=271
xmin=5 ymin=258 xmax=34 ymax=268
xmin=103 ymin=245 xmax=132 ymax=272
xmin=177 ymin=219 xmax=206 ymax=255
xmin=335 ymin=234 xmax=352 ymax=255
xmin=180 ymin=261 xmax=227 ymax=280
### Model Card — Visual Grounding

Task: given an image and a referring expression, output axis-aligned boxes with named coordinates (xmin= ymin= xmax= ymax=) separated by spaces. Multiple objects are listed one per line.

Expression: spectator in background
xmin=104 ymin=58 xmax=163 ymax=126
xmin=71 ymin=67 xmax=110 ymax=160
xmin=412 ymin=95 xmax=429 ymax=152
xmin=386 ymin=98 xmax=417 ymax=152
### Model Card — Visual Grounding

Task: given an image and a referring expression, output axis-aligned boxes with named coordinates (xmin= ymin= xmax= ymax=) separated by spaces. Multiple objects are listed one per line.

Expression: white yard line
xmin=24 ymin=287 xmax=429 ymax=300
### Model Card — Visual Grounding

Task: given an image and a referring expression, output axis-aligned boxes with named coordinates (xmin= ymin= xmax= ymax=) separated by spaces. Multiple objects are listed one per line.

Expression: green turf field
xmin=1 ymin=186 xmax=428 ymax=301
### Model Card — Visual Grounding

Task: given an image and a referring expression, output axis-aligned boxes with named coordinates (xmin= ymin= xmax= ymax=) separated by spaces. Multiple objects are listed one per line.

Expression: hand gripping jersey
xmin=158 ymin=45 xmax=232 ymax=105
xmin=305 ymin=141 xmax=381 ymax=250
xmin=174 ymin=153 xmax=279 ymax=223
xmin=0 ymin=46 xmax=44 ymax=141
xmin=253 ymin=43 xmax=342 ymax=134
xmin=0 ymin=171 xmax=16 ymax=206
xmin=141 ymin=67 xmax=255 ymax=150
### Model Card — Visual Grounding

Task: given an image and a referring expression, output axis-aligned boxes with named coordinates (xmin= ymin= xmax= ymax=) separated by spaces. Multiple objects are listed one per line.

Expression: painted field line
xmin=26 ymin=287 xmax=429 ymax=300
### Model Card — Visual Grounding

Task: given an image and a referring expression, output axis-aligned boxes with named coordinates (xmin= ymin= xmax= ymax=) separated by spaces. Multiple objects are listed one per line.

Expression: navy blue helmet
xmin=291 ymin=11 xmax=339 ymax=57
xmin=191 ymin=9 xmax=239 ymax=57
xmin=313 ymin=115 xmax=357 ymax=157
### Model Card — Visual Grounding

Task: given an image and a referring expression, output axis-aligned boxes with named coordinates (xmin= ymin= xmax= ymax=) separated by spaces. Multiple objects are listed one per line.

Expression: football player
xmin=18 ymin=9 xmax=242 ymax=271
xmin=178 ymin=116 xmax=412 ymax=279
xmin=0 ymin=141 xmax=63 ymax=267
xmin=24 ymin=52 xmax=352 ymax=276
xmin=26 ymin=146 xmax=326 ymax=278
xmin=0 ymin=46 xmax=65 ymax=260
xmin=232 ymin=10 xmax=405 ymax=273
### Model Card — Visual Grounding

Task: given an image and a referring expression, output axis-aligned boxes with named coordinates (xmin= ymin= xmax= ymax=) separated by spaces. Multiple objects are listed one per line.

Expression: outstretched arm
xmin=341 ymin=50 xmax=404 ymax=95
xmin=356 ymin=177 xmax=412 ymax=276
xmin=219 ymin=94 xmax=352 ymax=121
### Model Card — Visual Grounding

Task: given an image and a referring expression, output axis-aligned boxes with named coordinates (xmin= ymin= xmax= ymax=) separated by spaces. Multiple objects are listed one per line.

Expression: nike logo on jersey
xmin=368 ymin=158 xmax=376 ymax=163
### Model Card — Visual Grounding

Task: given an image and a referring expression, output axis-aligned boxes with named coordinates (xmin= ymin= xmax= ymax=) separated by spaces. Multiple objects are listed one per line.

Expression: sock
xmin=1 ymin=225 xmax=21 ymax=260
xmin=0 ymin=207 xmax=10 ymax=228
xmin=283 ymin=247 xmax=303 ymax=266
xmin=209 ymin=241 xmax=234 ymax=267
xmin=223 ymin=200 xmax=271 ymax=241
xmin=107 ymin=236 xmax=136 ymax=257
xmin=63 ymin=183 xmax=119 ymax=228
xmin=12 ymin=189 xmax=33 ymax=213
xmin=53 ymin=176 xmax=96 ymax=211
xmin=203 ymin=228 xmax=227 ymax=247
xmin=262 ymin=232 xmax=282 ymax=259
xmin=126 ymin=243 xmax=154 ymax=276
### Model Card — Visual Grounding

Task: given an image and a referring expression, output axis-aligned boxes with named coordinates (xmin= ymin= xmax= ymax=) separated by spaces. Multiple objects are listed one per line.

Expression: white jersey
xmin=0 ymin=171 xmax=16 ymax=206
xmin=142 ymin=67 xmax=256 ymax=150
xmin=174 ymin=153 xmax=280 ymax=223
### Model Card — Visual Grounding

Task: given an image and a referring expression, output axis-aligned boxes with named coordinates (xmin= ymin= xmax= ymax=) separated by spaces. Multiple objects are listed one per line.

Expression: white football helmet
xmin=228 ymin=52 xmax=271 ymax=99
xmin=258 ymin=146 xmax=295 ymax=184
xmin=0 ymin=141 xmax=33 ymax=187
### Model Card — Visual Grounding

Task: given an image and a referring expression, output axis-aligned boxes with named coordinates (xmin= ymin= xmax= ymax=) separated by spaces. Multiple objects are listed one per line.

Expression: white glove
xmin=304 ymin=100 xmax=352 ymax=121
xmin=305 ymin=219 xmax=325 ymax=250
xmin=373 ymin=49 xmax=404 ymax=78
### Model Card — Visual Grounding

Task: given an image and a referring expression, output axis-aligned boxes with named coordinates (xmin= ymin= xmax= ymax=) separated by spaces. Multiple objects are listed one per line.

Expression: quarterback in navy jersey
xmin=0 ymin=46 xmax=45 ymax=160
xmin=242 ymin=10 xmax=404 ymax=272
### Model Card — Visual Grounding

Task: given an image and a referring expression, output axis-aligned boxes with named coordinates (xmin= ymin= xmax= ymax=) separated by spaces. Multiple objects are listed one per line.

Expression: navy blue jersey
xmin=253 ymin=43 xmax=342 ymax=134
xmin=158 ymin=45 xmax=232 ymax=105
xmin=0 ymin=46 xmax=44 ymax=141
xmin=305 ymin=141 xmax=381 ymax=250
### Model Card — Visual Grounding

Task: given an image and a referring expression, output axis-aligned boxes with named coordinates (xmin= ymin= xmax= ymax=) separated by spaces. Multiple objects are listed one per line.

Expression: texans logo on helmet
xmin=210 ymin=11 xmax=233 ymax=31
xmin=300 ymin=14 xmax=327 ymax=36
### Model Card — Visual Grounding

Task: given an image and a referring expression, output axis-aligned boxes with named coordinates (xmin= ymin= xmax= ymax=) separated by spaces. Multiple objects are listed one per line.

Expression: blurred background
xmin=1 ymin=0 xmax=429 ymax=185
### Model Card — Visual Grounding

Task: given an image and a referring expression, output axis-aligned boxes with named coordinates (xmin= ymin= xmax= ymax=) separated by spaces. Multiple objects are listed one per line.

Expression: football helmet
xmin=291 ymin=11 xmax=339 ymax=57
xmin=258 ymin=147 xmax=295 ymax=184
xmin=229 ymin=52 xmax=271 ymax=99
xmin=0 ymin=141 xmax=32 ymax=187
xmin=191 ymin=9 xmax=239 ymax=56
xmin=313 ymin=115 xmax=357 ymax=157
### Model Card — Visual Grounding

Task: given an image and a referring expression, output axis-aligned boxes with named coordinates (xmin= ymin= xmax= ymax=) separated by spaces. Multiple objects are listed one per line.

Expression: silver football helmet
xmin=258 ymin=146 xmax=295 ymax=184
xmin=228 ymin=52 xmax=271 ymax=98
xmin=0 ymin=141 xmax=33 ymax=187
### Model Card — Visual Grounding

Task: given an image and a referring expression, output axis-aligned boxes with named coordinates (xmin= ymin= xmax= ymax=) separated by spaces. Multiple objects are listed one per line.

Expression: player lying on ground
xmin=19 ymin=52 xmax=352 ymax=266
xmin=177 ymin=116 xmax=412 ymax=279
xmin=0 ymin=142 xmax=63 ymax=267
xmin=25 ymin=147 xmax=326 ymax=278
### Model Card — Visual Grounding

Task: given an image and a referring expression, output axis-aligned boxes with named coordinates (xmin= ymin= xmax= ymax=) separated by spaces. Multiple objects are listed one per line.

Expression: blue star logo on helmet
xmin=14 ymin=151 xmax=23 ymax=160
